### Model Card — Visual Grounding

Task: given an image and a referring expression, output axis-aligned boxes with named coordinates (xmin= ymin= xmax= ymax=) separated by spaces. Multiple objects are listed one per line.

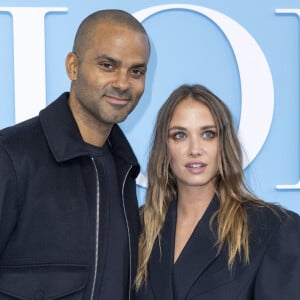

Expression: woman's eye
xmin=173 ymin=132 xmax=186 ymax=140
xmin=203 ymin=131 xmax=215 ymax=139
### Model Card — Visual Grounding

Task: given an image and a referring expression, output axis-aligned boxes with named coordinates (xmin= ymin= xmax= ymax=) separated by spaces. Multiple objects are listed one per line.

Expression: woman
xmin=135 ymin=84 xmax=300 ymax=299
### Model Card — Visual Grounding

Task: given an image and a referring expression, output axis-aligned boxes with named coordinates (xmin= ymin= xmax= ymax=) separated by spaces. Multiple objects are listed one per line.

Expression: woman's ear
xmin=65 ymin=52 xmax=78 ymax=80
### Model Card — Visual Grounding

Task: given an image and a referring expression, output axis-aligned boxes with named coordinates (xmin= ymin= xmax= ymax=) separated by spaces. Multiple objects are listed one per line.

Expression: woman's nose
xmin=188 ymin=137 xmax=203 ymax=157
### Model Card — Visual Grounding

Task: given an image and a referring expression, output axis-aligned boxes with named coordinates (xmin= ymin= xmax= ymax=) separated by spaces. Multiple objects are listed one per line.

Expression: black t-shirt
xmin=87 ymin=143 xmax=129 ymax=299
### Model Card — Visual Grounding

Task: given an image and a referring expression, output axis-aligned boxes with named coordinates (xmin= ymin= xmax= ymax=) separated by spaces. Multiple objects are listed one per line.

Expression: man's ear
xmin=65 ymin=52 xmax=78 ymax=80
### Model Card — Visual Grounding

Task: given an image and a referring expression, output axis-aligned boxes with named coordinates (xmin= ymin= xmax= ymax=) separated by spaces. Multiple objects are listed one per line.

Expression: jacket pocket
xmin=0 ymin=264 xmax=89 ymax=299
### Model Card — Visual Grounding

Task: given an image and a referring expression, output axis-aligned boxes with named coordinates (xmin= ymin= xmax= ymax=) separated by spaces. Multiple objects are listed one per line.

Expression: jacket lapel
xmin=173 ymin=195 xmax=220 ymax=299
xmin=148 ymin=196 xmax=221 ymax=300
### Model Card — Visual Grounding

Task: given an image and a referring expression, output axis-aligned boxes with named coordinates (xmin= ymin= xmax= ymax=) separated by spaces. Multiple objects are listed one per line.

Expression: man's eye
xmin=100 ymin=62 xmax=113 ymax=70
xmin=130 ymin=69 xmax=145 ymax=77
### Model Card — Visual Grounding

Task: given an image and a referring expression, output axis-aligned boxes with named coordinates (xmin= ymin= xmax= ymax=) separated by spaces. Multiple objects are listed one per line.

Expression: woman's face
xmin=168 ymin=97 xmax=219 ymax=193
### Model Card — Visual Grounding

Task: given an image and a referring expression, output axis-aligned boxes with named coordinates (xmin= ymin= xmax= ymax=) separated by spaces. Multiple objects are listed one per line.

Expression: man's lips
xmin=105 ymin=95 xmax=130 ymax=106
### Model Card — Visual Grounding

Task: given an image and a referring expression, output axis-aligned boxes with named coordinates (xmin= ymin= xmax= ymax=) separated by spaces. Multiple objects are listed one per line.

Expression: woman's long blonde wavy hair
xmin=135 ymin=84 xmax=271 ymax=289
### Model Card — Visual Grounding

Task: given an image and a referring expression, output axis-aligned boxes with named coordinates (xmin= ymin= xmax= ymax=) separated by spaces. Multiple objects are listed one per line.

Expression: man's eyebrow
xmin=132 ymin=63 xmax=147 ymax=69
xmin=95 ymin=55 xmax=120 ymax=65
xmin=95 ymin=55 xmax=147 ymax=69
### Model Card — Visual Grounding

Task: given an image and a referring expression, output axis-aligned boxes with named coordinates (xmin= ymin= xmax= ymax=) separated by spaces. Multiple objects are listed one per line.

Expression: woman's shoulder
xmin=246 ymin=201 xmax=300 ymax=227
xmin=246 ymin=201 xmax=300 ymax=251
xmin=244 ymin=203 xmax=300 ymax=297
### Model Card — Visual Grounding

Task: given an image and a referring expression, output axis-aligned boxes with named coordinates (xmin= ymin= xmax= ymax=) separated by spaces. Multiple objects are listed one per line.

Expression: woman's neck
xmin=176 ymin=184 xmax=215 ymax=219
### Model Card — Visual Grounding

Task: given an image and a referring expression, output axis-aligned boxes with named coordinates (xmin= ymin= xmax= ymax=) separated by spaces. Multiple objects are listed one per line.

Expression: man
xmin=0 ymin=9 xmax=150 ymax=299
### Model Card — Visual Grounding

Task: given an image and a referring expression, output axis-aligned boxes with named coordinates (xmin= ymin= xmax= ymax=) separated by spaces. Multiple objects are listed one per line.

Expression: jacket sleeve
xmin=254 ymin=211 xmax=300 ymax=299
xmin=0 ymin=139 xmax=19 ymax=255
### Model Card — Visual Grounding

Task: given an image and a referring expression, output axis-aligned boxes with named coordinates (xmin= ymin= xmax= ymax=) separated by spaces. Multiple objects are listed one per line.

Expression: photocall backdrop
xmin=0 ymin=0 xmax=300 ymax=214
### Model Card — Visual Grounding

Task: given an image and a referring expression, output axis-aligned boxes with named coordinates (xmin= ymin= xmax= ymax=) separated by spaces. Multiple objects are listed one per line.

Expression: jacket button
xmin=34 ymin=288 xmax=45 ymax=300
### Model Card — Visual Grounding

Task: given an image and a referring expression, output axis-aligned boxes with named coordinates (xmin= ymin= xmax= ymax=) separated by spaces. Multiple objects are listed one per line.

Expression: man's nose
xmin=112 ymin=70 xmax=130 ymax=90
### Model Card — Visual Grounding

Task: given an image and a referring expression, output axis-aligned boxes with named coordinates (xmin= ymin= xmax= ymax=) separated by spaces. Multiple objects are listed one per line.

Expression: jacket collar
xmin=149 ymin=195 xmax=220 ymax=300
xmin=39 ymin=92 xmax=139 ymax=171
